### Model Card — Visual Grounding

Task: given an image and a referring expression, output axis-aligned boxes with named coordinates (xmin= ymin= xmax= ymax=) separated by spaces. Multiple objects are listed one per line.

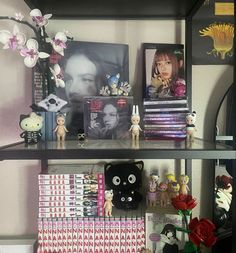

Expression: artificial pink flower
xmin=0 ymin=25 xmax=26 ymax=50
xmin=15 ymin=12 xmax=24 ymax=21
xmin=20 ymin=39 xmax=49 ymax=67
xmin=30 ymin=9 xmax=52 ymax=27
xmin=49 ymin=64 xmax=65 ymax=88
xmin=49 ymin=32 xmax=67 ymax=56
xmin=172 ymin=78 xmax=186 ymax=97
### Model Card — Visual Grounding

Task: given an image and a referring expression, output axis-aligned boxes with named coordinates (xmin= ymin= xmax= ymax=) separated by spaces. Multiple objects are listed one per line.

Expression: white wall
xmin=0 ymin=0 xmax=233 ymax=236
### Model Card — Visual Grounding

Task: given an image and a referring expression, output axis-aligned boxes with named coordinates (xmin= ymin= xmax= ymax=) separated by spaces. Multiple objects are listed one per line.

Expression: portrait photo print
xmin=143 ymin=43 xmax=186 ymax=100
xmin=84 ymin=96 xmax=133 ymax=140
xmin=54 ymin=40 xmax=129 ymax=138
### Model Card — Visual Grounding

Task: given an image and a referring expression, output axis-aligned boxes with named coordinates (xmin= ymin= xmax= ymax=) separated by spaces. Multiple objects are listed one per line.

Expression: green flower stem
xmin=183 ymin=212 xmax=189 ymax=230
xmin=175 ymin=227 xmax=190 ymax=233
xmin=184 ymin=241 xmax=200 ymax=253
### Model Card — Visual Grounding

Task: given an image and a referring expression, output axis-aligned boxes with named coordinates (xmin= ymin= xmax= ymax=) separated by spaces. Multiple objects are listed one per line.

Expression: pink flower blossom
xmin=49 ymin=32 xmax=67 ymax=56
xmin=20 ymin=39 xmax=49 ymax=67
xmin=0 ymin=25 xmax=26 ymax=50
xmin=49 ymin=64 xmax=65 ymax=88
xmin=172 ymin=78 xmax=186 ymax=97
xmin=30 ymin=9 xmax=52 ymax=27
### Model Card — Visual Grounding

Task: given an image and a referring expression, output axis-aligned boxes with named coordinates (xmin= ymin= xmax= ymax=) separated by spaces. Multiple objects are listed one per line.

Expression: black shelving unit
xmin=1 ymin=0 xmax=234 ymax=252
xmin=24 ymin=0 xmax=202 ymax=19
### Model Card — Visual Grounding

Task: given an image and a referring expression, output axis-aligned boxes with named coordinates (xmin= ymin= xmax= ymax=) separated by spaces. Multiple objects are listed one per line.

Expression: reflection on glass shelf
xmin=43 ymin=138 xmax=232 ymax=150
xmin=0 ymin=138 xmax=235 ymax=160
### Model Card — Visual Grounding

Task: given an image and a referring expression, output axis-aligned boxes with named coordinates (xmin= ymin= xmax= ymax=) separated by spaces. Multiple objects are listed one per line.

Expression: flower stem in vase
xmin=184 ymin=241 xmax=200 ymax=253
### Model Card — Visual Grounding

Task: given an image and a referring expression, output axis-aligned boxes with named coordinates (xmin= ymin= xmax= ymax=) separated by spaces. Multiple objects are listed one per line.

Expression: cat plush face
xmin=105 ymin=161 xmax=143 ymax=191
xmin=113 ymin=190 xmax=142 ymax=210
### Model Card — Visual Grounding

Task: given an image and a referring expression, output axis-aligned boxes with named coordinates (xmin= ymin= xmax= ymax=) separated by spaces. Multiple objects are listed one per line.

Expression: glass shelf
xmin=0 ymin=138 xmax=235 ymax=160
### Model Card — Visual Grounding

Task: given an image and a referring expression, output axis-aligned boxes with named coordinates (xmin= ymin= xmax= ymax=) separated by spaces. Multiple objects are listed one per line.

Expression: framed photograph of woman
xmin=83 ymin=96 xmax=133 ymax=140
xmin=143 ymin=43 xmax=186 ymax=100
xmin=33 ymin=41 xmax=129 ymax=139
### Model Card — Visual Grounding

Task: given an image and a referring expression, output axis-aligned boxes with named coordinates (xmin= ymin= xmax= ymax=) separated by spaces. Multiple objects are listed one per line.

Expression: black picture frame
xmin=33 ymin=40 xmax=129 ymax=139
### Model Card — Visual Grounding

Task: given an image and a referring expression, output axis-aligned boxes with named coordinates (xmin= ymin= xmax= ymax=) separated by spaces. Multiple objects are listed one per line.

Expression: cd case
xmin=84 ymin=96 xmax=133 ymax=139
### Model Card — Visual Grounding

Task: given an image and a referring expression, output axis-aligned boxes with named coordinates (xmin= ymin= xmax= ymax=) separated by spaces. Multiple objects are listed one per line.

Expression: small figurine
xmin=147 ymin=180 xmax=158 ymax=207
xmin=150 ymin=173 xmax=159 ymax=184
xmin=129 ymin=105 xmax=142 ymax=142
xmin=104 ymin=190 xmax=114 ymax=217
xmin=169 ymin=182 xmax=180 ymax=199
xmin=54 ymin=113 xmax=69 ymax=142
xmin=158 ymin=182 xmax=169 ymax=207
xmin=118 ymin=81 xmax=131 ymax=96
xmin=215 ymin=175 xmax=232 ymax=212
xmin=166 ymin=173 xmax=177 ymax=193
xmin=179 ymin=174 xmax=190 ymax=195
xmin=186 ymin=111 xmax=197 ymax=142
xmin=106 ymin=73 xmax=120 ymax=95
xmin=214 ymin=175 xmax=233 ymax=228
xmin=19 ymin=112 xmax=44 ymax=144
xmin=100 ymin=73 xmax=131 ymax=96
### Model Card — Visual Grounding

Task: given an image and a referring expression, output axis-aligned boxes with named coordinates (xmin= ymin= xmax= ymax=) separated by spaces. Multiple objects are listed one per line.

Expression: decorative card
xmin=145 ymin=211 xmax=187 ymax=253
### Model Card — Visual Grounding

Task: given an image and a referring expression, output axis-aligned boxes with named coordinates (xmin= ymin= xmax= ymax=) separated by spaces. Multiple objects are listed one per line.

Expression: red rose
xmin=171 ymin=194 xmax=197 ymax=211
xmin=189 ymin=218 xmax=217 ymax=247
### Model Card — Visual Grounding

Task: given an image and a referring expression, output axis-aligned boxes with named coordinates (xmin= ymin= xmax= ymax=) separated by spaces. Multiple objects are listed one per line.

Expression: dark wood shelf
xmin=24 ymin=0 xmax=203 ymax=19
xmin=0 ymin=138 xmax=235 ymax=160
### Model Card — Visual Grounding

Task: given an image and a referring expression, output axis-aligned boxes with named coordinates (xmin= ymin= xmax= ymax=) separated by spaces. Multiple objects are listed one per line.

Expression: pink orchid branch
xmin=0 ymin=16 xmax=40 ymax=41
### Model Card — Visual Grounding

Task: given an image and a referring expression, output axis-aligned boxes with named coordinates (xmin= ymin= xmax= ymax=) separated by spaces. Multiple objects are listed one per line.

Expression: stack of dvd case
xmin=38 ymin=165 xmax=105 ymax=218
xmin=143 ymin=98 xmax=189 ymax=139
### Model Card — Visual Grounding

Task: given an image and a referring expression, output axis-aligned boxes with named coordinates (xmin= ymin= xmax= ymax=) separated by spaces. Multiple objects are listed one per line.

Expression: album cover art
xmin=84 ymin=96 xmax=133 ymax=139
xmin=143 ymin=43 xmax=186 ymax=99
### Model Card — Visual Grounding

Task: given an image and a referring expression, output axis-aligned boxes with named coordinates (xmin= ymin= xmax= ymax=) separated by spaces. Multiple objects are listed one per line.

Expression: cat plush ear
xmin=104 ymin=163 xmax=112 ymax=174
xmin=135 ymin=161 xmax=144 ymax=171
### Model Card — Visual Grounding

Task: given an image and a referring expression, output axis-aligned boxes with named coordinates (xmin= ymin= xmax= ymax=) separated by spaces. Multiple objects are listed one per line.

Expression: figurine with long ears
xmin=129 ymin=105 xmax=142 ymax=142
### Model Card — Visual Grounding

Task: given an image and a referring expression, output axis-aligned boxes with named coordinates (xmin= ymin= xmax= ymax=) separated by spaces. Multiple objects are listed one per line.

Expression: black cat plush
xmin=105 ymin=161 xmax=143 ymax=210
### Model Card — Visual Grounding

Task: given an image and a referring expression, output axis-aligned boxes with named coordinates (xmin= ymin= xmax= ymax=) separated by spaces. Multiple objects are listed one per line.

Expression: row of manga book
xmin=143 ymin=98 xmax=189 ymax=140
xmin=37 ymin=217 xmax=145 ymax=253
xmin=38 ymin=165 xmax=105 ymax=218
